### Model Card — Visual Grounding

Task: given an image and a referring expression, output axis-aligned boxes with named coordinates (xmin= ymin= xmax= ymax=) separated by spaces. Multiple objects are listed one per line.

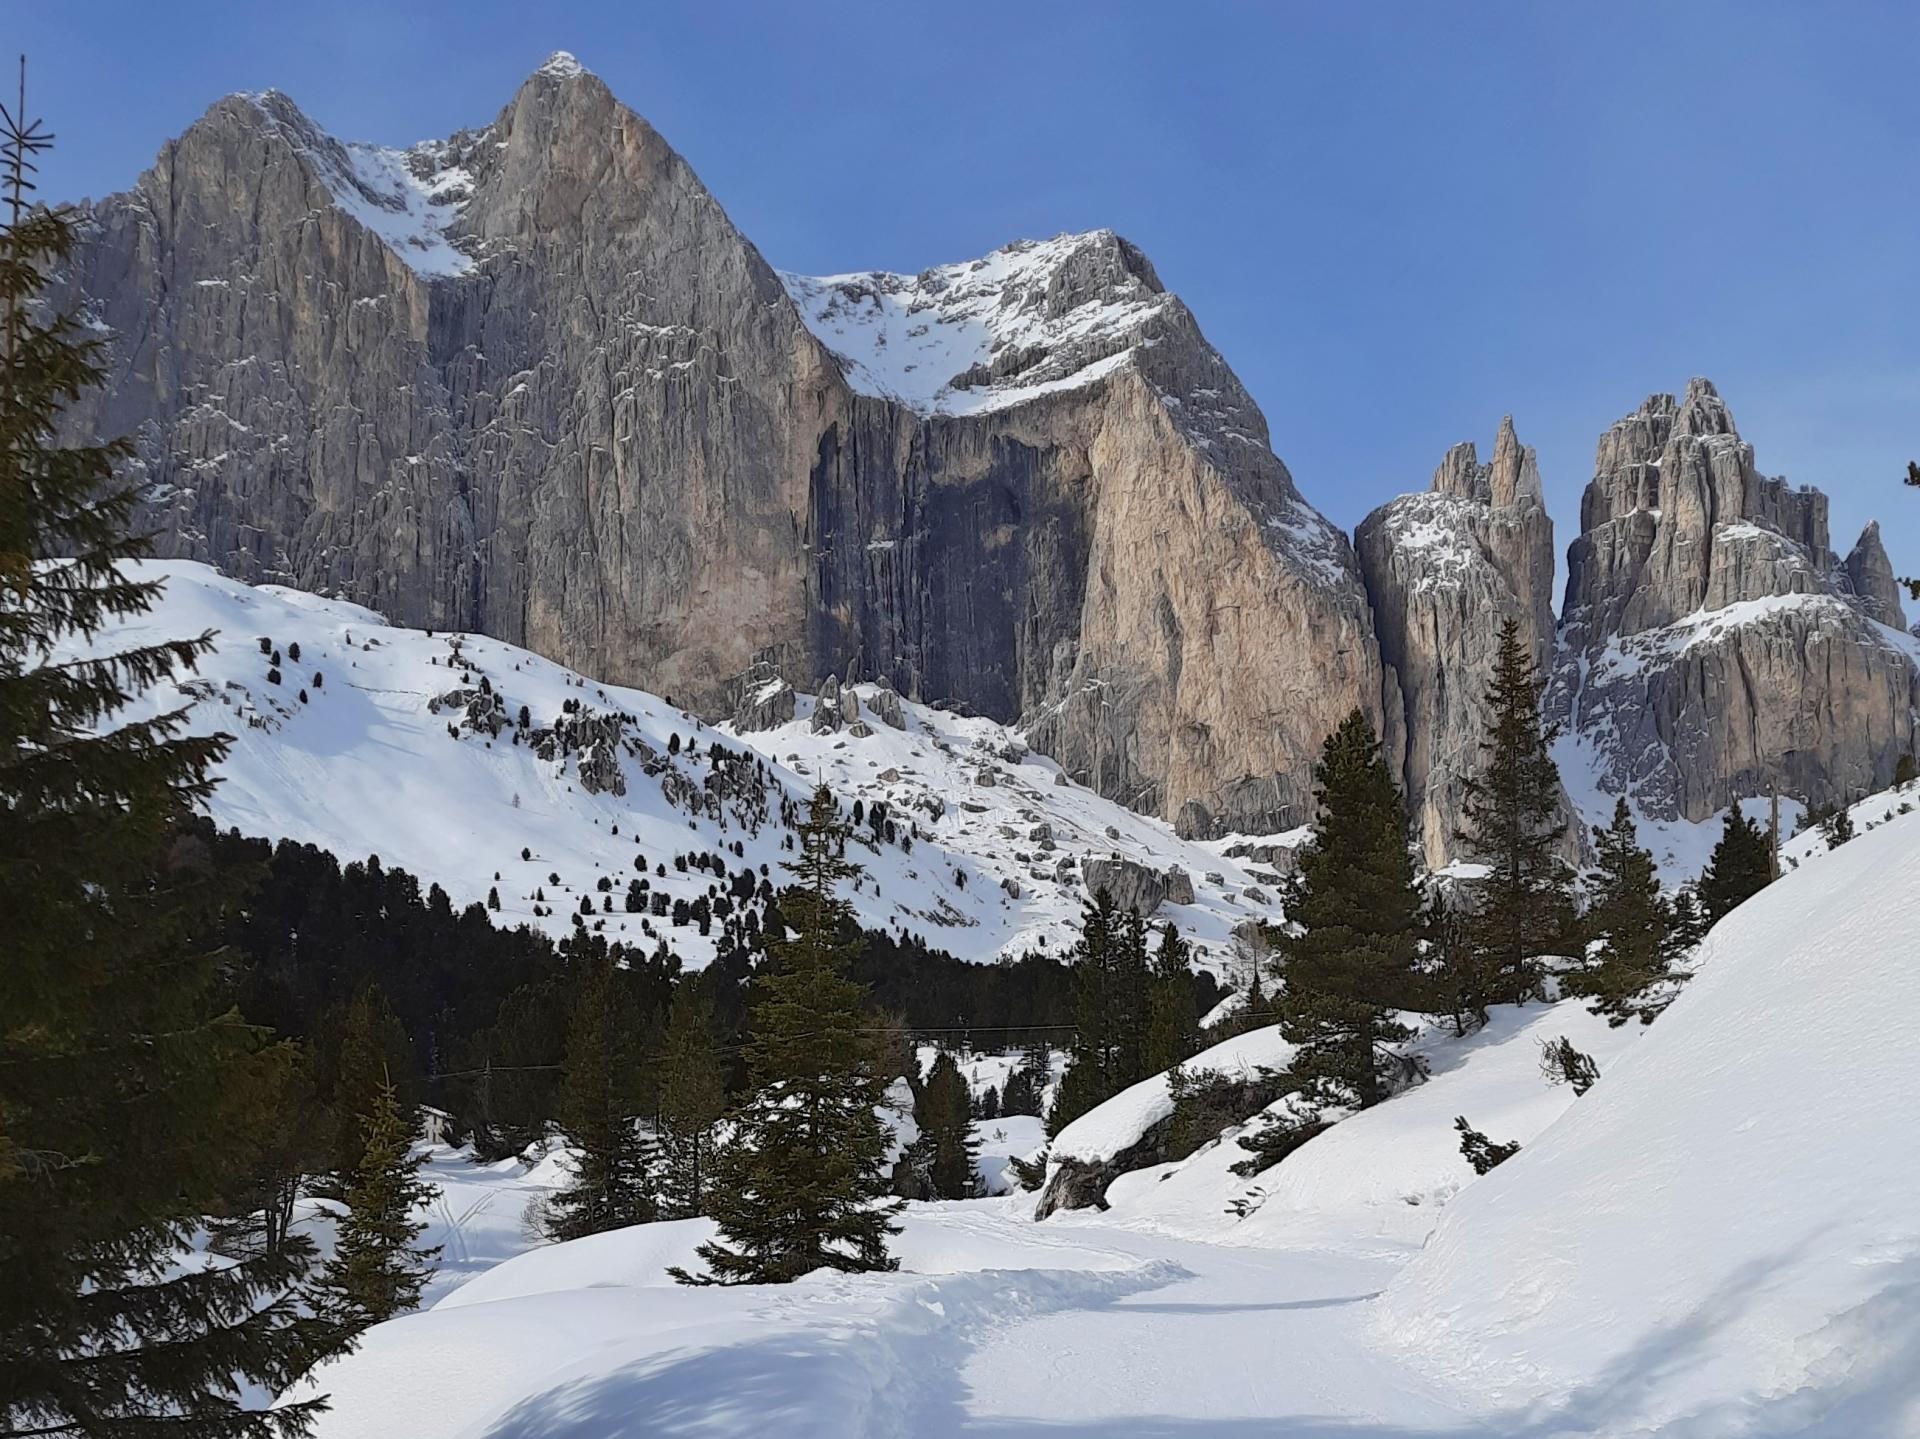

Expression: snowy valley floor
xmin=292 ymin=799 xmax=1920 ymax=1438
xmin=299 ymin=1199 xmax=1472 ymax=1438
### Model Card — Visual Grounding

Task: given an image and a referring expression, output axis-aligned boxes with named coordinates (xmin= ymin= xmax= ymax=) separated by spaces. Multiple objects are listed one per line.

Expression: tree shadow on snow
xmin=468 ymin=1237 xmax=1917 ymax=1437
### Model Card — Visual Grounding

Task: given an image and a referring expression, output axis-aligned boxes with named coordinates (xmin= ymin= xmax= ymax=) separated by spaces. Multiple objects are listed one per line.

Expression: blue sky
xmin=18 ymin=2 xmax=1920 ymax=597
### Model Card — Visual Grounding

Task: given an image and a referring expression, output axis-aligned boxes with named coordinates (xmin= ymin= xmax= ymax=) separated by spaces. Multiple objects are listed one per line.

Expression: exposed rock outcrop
xmin=1554 ymin=379 xmax=1920 ymax=821
xmin=1841 ymin=521 xmax=1907 ymax=628
xmin=1082 ymin=855 xmax=1194 ymax=915
xmin=51 ymin=54 xmax=1381 ymax=842
xmin=1356 ymin=417 xmax=1564 ymax=867
xmin=728 ymin=660 xmax=796 ymax=732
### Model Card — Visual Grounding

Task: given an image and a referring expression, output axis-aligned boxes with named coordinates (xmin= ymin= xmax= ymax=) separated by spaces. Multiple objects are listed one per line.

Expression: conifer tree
xmin=1665 ymin=884 xmax=1708 ymax=957
xmin=1454 ymin=619 xmax=1574 ymax=1013
xmin=0 ymin=87 xmax=329 ymax=1436
xmin=675 ymin=785 xmax=900 ymax=1284
xmin=1454 ymin=1116 xmax=1521 ymax=1175
xmin=1698 ymin=807 xmax=1772 ymax=922
xmin=306 ymin=1074 xmax=439 ymax=1340
xmin=653 ymin=981 xmax=728 ymax=1219
xmin=1048 ymin=891 xmax=1151 ymax=1133
xmin=1271 ymin=710 xmax=1423 ymax=1109
xmin=543 ymin=958 xmax=654 ymax=1241
xmin=1143 ymin=923 xmax=1198 ymax=1075
xmin=917 ymin=1051 xmax=981 ymax=1200
xmin=1569 ymin=798 xmax=1672 ymax=1024
xmin=1821 ymin=800 xmax=1855 ymax=849
xmin=320 ymin=985 xmax=414 ymax=1188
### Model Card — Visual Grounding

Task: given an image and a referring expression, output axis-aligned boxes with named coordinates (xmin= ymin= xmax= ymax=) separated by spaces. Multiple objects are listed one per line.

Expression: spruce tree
xmin=1272 ymin=709 xmax=1423 ymax=1110
xmin=1569 ymin=799 xmax=1672 ymax=1024
xmin=1698 ymin=807 xmax=1772 ymax=923
xmin=1143 ymin=923 xmax=1198 ymax=1075
xmin=1454 ymin=619 xmax=1573 ymax=1014
xmin=1666 ymin=884 xmax=1708 ymax=956
xmin=306 ymin=1074 xmax=439 ymax=1340
xmin=1048 ymin=891 xmax=1150 ymax=1133
xmin=319 ymin=985 xmax=415 ymax=1189
xmin=917 ymin=1051 xmax=981 ymax=1200
xmin=653 ymin=981 xmax=728 ymax=1219
xmin=0 ymin=88 xmax=328 ymax=1437
xmin=675 ymin=786 xmax=900 ymax=1284
xmin=543 ymin=958 xmax=655 ymax=1241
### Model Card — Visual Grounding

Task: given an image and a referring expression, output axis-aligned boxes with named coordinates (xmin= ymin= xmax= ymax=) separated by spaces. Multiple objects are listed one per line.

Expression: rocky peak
xmin=1355 ymin=418 xmax=1561 ymax=867
xmin=52 ymin=63 xmax=1383 ymax=847
xmin=1842 ymin=521 xmax=1907 ymax=629
xmin=1554 ymin=379 xmax=1919 ymax=825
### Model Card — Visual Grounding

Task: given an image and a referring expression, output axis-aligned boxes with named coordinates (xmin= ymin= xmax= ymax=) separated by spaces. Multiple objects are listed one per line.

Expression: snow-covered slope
xmin=1377 ymin=806 xmax=1920 ymax=1432
xmin=1079 ymin=1001 xmax=1640 ymax=1251
xmin=734 ymin=689 xmax=1292 ymax=968
xmin=245 ymin=90 xmax=480 ymax=277
xmin=781 ymin=231 xmax=1170 ymax=416
xmin=64 ymin=561 xmax=1282 ymax=967
xmin=287 ymin=808 xmax=1920 ymax=1434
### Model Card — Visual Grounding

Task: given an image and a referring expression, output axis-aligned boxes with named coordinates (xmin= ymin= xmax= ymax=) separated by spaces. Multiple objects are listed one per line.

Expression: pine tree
xmin=543 ymin=958 xmax=655 ymax=1241
xmin=917 ymin=1051 xmax=981 ymax=1200
xmin=1454 ymin=1116 xmax=1522 ymax=1175
xmin=0 ymin=86 xmax=329 ymax=1437
xmin=1569 ymin=799 xmax=1672 ymax=1024
xmin=1048 ymin=892 xmax=1151 ymax=1133
xmin=653 ymin=981 xmax=728 ymax=1219
xmin=1272 ymin=710 xmax=1423 ymax=1109
xmin=319 ymin=986 xmax=414 ymax=1188
xmin=1698 ymin=807 xmax=1772 ymax=922
xmin=1821 ymin=801 xmax=1855 ymax=849
xmin=1143 ymin=923 xmax=1198 ymax=1075
xmin=1666 ymin=884 xmax=1708 ymax=955
xmin=305 ymin=1073 xmax=439 ymax=1340
xmin=675 ymin=786 xmax=901 ymax=1284
xmin=1453 ymin=619 xmax=1573 ymax=1015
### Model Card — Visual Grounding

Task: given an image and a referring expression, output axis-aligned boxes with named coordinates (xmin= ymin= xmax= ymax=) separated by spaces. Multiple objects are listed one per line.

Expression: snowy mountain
xmin=48 ymin=54 xmax=1384 ymax=846
xmin=282 ymin=792 xmax=1920 ymax=1434
xmin=64 ymin=561 xmax=1292 ymax=969
xmin=781 ymin=231 xmax=1185 ymax=419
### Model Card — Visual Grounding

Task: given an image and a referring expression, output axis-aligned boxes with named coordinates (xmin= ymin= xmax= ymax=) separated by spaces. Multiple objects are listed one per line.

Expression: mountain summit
xmin=47 ymin=58 xmax=1378 ymax=840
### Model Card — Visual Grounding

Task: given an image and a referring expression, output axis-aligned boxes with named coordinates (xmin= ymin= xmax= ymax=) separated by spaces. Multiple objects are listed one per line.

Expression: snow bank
xmin=1078 ymin=1002 xmax=1636 ymax=1251
xmin=1048 ymin=1025 xmax=1295 ymax=1165
xmin=1377 ymin=807 xmax=1920 ymax=1432
xmin=972 ymin=1115 xmax=1047 ymax=1195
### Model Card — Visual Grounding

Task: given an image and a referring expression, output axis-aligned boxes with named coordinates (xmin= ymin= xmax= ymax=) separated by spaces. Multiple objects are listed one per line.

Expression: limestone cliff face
xmin=1355 ymin=418 xmax=1562 ymax=867
xmin=53 ymin=58 xmax=828 ymax=714
xmin=1554 ymin=379 xmax=1919 ymax=821
xmin=51 ymin=54 xmax=1381 ymax=839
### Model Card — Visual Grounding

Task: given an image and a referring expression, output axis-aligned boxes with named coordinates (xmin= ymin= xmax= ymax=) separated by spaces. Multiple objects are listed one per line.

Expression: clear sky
xmin=16 ymin=2 xmax=1920 ymax=600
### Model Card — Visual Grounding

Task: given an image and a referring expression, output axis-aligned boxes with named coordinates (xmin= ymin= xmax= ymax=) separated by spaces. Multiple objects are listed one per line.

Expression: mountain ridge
xmin=46 ymin=55 xmax=1918 ymax=859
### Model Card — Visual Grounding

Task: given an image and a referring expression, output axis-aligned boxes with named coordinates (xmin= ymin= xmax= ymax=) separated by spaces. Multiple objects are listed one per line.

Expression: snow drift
xmin=1377 ymin=806 xmax=1920 ymax=1433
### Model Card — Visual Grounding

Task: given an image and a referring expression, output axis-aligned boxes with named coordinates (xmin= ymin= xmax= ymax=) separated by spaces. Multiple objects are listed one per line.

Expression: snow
xmin=64 ymin=561 xmax=1284 ymax=969
xmin=290 ymin=1205 xmax=1173 ymax=1439
xmin=972 ymin=1115 xmax=1048 ymax=1196
xmin=1376 ymin=807 xmax=1920 ymax=1432
xmin=246 ymin=92 xmax=476 ymax=277
xmin=290 ymin=807 xmax=1920 ymax=1433
xmin=1047 ymin=1024 xmax=1296 ymax=1165
xmin=780 ymin=232 xmax=1166 ymax=417
xmin=1781 ymin=781 xmax=1920 ymax=867
xmin=729 ymin=683 xmax=1292 ymax=970
xmin=319 ymin=140 xmax=476 ymax=277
